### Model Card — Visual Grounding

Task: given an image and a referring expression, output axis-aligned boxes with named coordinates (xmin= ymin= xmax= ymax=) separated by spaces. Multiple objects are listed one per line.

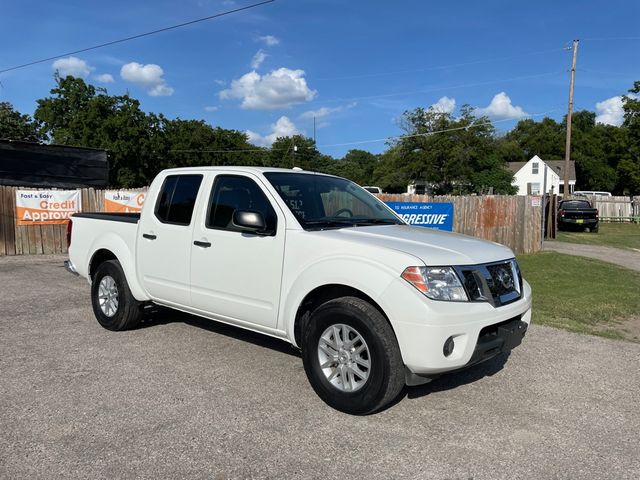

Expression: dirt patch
xmin=595 ymin=316 xmax=640 ymax=343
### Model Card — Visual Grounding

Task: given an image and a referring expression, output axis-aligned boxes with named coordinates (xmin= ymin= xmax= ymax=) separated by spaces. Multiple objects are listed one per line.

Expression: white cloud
xmin=219 ymin=68 xmax=316 ymax=109
xmin=595 ymin=96 xmax=624 ymax=126
xmin=259 ymin=35 xmax=280 ymax=46
xmin=93 ymin=73 xmax=114 ymax=83
xmin=476 ymin=92 xmax=528 ymax=120
xmin=251 ymin=49 xmax=267 ymax=69
xmin=300 ymin=106 xmax=341 ymax=120
xmin=299 ymin=102 xmax=356 ymax=120
xmin=149 ymin=84 xmax=174 ymax=97
xmin=214 ymin=79 xmax=226 ymax=86
xmin=204 ymin=105 xmax=219 ymax=112
xmin=52 ymin=56 xmax=93 ymax=78
xmin=430 ymin=96 xmax=456 ymax=114
xmin=120 ymin=62 xmax=174 ymax=96
xmin=246 ymin=116 xmax=299 ymax=146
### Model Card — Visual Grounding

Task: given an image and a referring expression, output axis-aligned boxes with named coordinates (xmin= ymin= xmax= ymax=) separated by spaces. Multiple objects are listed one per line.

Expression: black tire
xmin=301 ymin=296 xmax=405 ymax=415
xmin=592 ymin=225 xmax=599 ymax=233
xmin=91 ymin=259 xmax=142 ymax=331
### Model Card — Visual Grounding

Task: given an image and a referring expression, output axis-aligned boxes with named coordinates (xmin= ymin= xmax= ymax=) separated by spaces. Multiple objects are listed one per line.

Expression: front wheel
xmin=301 ymin=297 xmax=405 ymax=415
xmin=91 ymin=259 xmax=142 ymax=331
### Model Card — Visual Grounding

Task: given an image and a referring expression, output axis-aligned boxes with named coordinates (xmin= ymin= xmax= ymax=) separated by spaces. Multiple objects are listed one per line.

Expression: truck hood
xmin=319 ymin=225 xmax=515 ymax=266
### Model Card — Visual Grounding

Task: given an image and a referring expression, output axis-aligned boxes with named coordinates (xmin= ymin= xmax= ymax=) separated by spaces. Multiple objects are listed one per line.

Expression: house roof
xmin=508 ymin=158 xmax=576 ymax=181
xmin=546 ymin=160 xmax=576 ymax=181
xmin=507 ymin=162 xmax=527 ymax=174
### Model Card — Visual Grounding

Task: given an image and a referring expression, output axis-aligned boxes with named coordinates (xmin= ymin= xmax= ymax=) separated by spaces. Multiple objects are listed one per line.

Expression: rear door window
xmin=155 ymin=174 xmax=203 ymax=225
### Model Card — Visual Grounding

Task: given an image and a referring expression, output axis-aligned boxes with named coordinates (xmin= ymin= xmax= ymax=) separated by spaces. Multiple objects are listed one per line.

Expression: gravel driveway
xmin=543 ymin=241 xmax=640 ymax=271
xmin=1 ymin=255 xmax=639 ymax=479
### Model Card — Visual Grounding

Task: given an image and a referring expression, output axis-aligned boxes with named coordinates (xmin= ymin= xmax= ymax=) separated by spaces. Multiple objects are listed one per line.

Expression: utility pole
xmin=563 ymin=39 xmax=579 ymax=197
xmin=313 ymin=116 xmax=317 ymax=145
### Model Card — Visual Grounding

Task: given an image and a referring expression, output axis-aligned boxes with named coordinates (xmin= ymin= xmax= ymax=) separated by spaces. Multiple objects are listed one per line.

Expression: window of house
xmin=532 ymin=162 xmax=539 ymax=174
xmin=530 ymin=182 xmax=541 ymax=195
xmin=155 ymin=174 xmax=203 ymax=225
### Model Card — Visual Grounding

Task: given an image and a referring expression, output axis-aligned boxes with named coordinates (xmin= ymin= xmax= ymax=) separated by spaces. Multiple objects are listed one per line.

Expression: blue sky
xmin=1 ymin=0 xmax=639 ymax=157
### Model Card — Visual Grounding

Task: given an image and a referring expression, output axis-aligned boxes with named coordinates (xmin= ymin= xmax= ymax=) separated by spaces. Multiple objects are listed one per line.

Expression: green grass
xmin=517 ymin=252 xmax=640 ymax=340
xmin=556 ymin=222 xmax=640 ymax=251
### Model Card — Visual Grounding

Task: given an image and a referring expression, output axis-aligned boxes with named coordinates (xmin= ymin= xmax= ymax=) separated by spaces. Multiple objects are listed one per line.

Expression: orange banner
xmin=16 ymin=190 xmax=81 ymax=225
xmin=104 ymin=191 xmax=146 ymax=213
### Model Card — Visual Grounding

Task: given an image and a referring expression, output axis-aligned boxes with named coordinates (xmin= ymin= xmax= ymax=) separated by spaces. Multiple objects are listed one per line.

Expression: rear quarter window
xmin=155 ymin=174 xmax=203 ymax=225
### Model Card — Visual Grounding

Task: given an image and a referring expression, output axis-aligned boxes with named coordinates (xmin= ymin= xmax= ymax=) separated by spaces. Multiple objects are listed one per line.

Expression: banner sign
xmin=104 ymin=191 xmax=146 ymax=213
xmin=16 ymin=190 xmax=81 ymax=225
xmin=385 ymin=202 xmax=454 ymax=231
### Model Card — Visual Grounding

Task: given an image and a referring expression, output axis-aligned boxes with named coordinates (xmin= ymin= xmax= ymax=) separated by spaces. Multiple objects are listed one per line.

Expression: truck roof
xmin=159 ymin=166 xmax=335 ymax=176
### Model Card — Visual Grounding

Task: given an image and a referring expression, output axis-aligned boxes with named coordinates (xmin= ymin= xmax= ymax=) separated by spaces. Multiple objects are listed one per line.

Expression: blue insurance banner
xmin=385 ymin=202 xmax=454 ymax=231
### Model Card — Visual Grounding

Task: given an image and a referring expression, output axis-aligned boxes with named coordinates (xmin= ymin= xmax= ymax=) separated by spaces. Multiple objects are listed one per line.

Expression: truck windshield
xmin=264 ymin=172 xmax=403 ymax=230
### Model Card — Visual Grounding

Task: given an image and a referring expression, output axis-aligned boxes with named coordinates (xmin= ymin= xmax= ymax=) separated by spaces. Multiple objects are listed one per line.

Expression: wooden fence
xmin=378 ymin=194 xmax=542 ymax=254
xmin=582 ymin=196 xmax=640 ymax=221
xmin=1 ymin=185 xmax=543 ymax=256
xmin=0 ymin=186 xmax=137 ymax=256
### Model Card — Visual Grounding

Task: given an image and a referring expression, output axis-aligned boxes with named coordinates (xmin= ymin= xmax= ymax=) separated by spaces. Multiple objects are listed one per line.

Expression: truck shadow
xmin=140 ymin=306 xmax=510 ymax=409
xmin=140 ymin=306 xmax=301 ymax=358
xmin=404 ymin=352 xmax=510 ymax=400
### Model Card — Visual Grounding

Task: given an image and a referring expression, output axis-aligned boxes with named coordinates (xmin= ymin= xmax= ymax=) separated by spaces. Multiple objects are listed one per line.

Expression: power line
xmin=308 ymin=70 xmax=565 ymax=105
xmin=315 ymin=48 xmax=567 ymax=82
xmin=581 ymin=37 xmax=640 ymax=42
xmin=579 ymin=68 xmax=637 ymax=77
xmin=316 ymin=110 xmax=560 ymax=148
xmin=0 ymin=0 xmax=275 ymax=75
xmin=170 ymin=109 xmax=559 ymax=153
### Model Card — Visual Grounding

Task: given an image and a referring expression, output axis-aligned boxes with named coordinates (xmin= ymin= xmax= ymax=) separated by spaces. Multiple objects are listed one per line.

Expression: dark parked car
xmin=558 ymin=199 xmax=599 ymax=233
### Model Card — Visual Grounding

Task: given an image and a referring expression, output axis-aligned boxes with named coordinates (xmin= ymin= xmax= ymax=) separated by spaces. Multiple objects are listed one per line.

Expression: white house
xmin=508 ymin=155 xmax=576 ymax=196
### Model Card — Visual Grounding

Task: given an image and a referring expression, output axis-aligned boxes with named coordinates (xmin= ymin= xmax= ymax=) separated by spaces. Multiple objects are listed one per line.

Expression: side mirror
xmin=232 ymin=210 xmax=271 ymax=235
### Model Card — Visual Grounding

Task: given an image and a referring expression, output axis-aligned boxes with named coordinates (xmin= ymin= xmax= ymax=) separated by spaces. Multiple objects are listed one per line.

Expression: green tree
xmin=390 ymin=105 xmax=515 ymax=194
xmin=35 ymin=75 xmax=162 ymax=186
xmin=619 ymin=81 xmax=640 ymax=194
xmin=504 ymin=117 xmax=565 ymax=160
xmin=0 ymin=102 xmax=43 ymax=142
xmin=161 ymin=118 xmax=264 ymax=168
xmin=268 ymin=135 xmax=320 ymax=170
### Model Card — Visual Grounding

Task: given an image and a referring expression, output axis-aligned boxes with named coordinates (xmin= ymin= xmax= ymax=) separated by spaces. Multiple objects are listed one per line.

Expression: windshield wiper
xmin=303 ymin=219 xmax=356 ymax=229
xmin=351 ymin=218 xmax=401 ymax=226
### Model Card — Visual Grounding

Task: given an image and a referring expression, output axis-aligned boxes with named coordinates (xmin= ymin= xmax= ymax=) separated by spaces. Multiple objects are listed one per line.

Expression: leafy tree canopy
xmin=0 ymin=102 xmax=43 ymax=142
xmin=4 ymin=74 xmax=638 ymax=194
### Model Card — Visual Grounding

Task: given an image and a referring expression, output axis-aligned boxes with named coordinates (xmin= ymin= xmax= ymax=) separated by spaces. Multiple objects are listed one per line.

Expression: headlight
xmin=401 ymin=266 xmax=468 ymax=302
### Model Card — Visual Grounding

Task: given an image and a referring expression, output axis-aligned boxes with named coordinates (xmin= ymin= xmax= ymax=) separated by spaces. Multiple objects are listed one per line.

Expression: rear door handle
xmin=142 ymin=233 xmax=157 ymax=240
xmin=193 ymin=240 xmax=211 ymax=248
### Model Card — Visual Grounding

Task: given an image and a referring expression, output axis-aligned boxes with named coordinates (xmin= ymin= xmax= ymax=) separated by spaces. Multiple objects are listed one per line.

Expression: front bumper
xmin=381 ymin=277 xmax=532 ymax=377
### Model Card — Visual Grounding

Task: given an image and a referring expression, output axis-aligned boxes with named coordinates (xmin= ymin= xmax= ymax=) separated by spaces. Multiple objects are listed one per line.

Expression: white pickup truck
xmin=66 ymin=167 xmax=531 ymax=414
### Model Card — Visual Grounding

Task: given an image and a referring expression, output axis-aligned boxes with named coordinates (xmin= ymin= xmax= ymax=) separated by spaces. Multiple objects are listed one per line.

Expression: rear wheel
xmin=91 ymin=260 xmax=142 ymax=331
xmin=301 ymin=296 xmax=405 ymax=415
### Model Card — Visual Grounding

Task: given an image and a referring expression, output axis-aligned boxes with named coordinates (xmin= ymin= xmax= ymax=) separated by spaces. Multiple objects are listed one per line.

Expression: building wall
xmin=512 ymin=156 xmax=573 ymax=195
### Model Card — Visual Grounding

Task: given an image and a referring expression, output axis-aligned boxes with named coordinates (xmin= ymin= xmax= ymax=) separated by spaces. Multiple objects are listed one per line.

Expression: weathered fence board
xmin=1 ymin=186 xmax=544 ymax=255
xmin=0 ymin=186 xmax=144 ymax=256
xmin=377 ymin=194 xmax=542 ymax=254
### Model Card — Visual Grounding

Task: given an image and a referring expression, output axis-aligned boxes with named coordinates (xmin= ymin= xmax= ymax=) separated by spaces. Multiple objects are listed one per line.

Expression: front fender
xmin=279 ymin=255 xmax=402 ymax=347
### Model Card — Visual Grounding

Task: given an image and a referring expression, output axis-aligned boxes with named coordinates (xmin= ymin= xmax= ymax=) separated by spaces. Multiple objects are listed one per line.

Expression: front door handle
xmin=193 ymin=240 xmax=211 ymax=248
xmin=142 ymin=233 xmax=157 ymax=240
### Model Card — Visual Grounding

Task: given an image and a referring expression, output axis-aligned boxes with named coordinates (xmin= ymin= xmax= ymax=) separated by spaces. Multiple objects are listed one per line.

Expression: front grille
xmin=462 ymin=271 xmax=484 ymax=301
xmin=455 ymin=259 xmax=522 ymax=307
xmin=486 ymin=263 xmax=517 ymax=297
